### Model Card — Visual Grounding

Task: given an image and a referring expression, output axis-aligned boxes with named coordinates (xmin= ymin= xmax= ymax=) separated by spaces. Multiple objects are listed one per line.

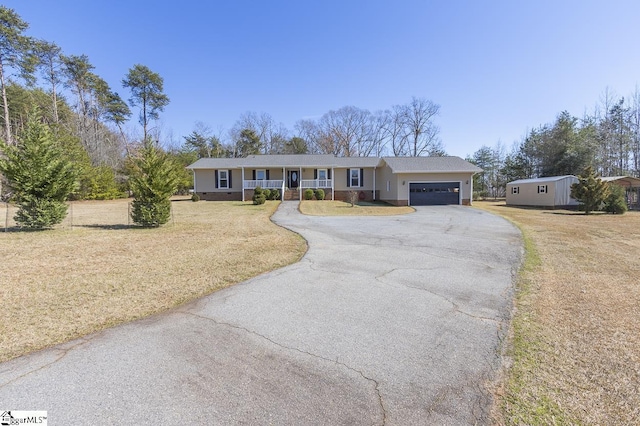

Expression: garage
xmin=409 ymin=182 xmax=460 ymax=205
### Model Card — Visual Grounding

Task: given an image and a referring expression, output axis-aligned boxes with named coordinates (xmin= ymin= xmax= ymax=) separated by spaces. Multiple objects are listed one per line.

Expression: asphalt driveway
xmin=0 ymin=202 xmax=521 ymax=425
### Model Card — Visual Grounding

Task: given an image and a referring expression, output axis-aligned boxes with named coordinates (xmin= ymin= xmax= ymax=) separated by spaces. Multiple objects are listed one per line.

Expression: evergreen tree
xmin=603 ymin=184 xmax=627 ymax=214
xmin=570 ymin=166 xmax=608 ymax=215
xmin=127 ymin=139 xmax=179 ymax=227
xmin=122 ymin=64 xmax=169 ymax=141
xmin=0 ymin=114 xmax=77 ymax=229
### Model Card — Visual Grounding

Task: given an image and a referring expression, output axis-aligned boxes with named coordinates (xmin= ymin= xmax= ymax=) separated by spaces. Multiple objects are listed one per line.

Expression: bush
xmin=315 ymin=189 xmax=325 ymax=200
xmin=252 ymin=186 xmax=266 ymax=205
xmin=262 ymin=188 xmax=271 ymax=200
xmin=603 ymin=184 xmax=627 ymax=214
xmin=347 ymin=190 xmax=359 ymax=207
xmin=0 ymin=115 xmax=77 ymax=229
xmin=191 ymin=193 xmax=200 ymax=202
xmin=303 ymin=188 xmax=315 ymax=200
xmin=131 ymin=198 xmax=172 ymax=227
xmin=268 ymin=189 xmax=280 ymax=200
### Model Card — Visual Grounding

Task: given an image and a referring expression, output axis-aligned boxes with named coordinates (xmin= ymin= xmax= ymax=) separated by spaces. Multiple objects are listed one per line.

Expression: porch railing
xmin=300 ymin=179 xmax=332 ymax=188
xmin=243 ymin=179 xmax=284 ymax=189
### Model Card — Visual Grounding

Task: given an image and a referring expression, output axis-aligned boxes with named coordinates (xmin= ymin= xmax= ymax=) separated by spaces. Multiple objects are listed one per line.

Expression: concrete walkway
xmin=0 ymin=202 xmax=521 ymax=425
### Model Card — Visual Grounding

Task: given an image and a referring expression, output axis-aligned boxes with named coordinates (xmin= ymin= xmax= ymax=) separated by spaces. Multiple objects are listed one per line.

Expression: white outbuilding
xmin=506 ymin=175 xmax=579 ymax=207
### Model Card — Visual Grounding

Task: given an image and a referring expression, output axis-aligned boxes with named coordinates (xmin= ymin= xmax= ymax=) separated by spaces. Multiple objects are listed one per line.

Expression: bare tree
xmin=315 ymin=106 xmax=373 ymax=156
xmin=399 ymin=97 xmax=441 ymax=156
xmin=294 ymin=118 xmax=321 ymax=154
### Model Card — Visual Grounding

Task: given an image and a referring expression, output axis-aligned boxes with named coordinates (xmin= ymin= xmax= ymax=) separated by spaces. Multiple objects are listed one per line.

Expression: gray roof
xmin=508 ymin=175 xmax=577 ymax=185
xmin=333 ymin=156 xmax=383 ymax=168
xmin=382 ymin=156 xmax=482 ymax=173
xmin=188 ymin=154 xmax=383 ymax=169
xmin=187 ymin=154 xmax=481 ymax=173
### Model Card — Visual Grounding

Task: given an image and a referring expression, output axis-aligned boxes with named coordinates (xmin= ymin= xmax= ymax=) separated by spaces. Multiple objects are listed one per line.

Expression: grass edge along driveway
xmin=475 ymin=201 xmax=640 ymax=425
xmin=0 ymin=199 xmax=307 ymax=363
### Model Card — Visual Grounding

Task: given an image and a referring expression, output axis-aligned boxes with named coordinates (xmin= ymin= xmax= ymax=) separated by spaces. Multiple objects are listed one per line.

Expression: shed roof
xmin=508 ymin=175 xmax=577 ymax=185
xmin=382 ymin=156 xmax=482 ymax=173
xmin=600 ymin=176 xmax=640 ymax=187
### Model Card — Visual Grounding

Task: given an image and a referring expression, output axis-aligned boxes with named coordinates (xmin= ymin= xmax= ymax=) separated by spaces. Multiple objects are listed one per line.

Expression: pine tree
xmin=0 ymin=115 xmax=77 ymax=229
xmin=570 ymin=166 xmax=608 ymax=215
xmin=127 ymin=139 xmax=179 ymax=227
xmin=603 ymin=184 xmax=627 ymax=214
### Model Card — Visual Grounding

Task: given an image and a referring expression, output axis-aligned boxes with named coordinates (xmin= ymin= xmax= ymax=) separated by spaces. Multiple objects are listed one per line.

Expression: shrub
xmin=262 ymin=188 xmax=272 ymax=200
xmin=252 ymin=186 xmax=266 ymax=205
xmin=191 ymin=193 xmax=200 ymax=202
xmin=315 ymin=188 xmax=325 ymax=200
xmin=347 ymin=190 xmax=359 ymax=207
xmin=0 ymin=115 xmax=77 ymax=229
xmin=128 ymin=140 xmax=180 ymax=227
xmin=571 ymin=166 xmax=608 ymax=215
xmin=303 ymin=188 xmax=315 ymax=200
xmin=269 ymin=189 xmax=280 ymax=200
xmin=603 ymin=184 xmax=627 ymax=214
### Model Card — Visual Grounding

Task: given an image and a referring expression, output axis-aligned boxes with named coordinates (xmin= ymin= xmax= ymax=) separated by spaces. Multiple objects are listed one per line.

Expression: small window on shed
xmin=537 ymin=185 xmax=547 ymax=194
xmin=512 ymin=186 xmax=519 ymax=194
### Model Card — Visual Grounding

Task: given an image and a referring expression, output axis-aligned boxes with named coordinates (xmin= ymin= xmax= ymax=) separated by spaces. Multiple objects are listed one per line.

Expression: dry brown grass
xmin=299 ymin=200 xmax=414 ymax=216
xmin=0 ymin=198 xmax=306 ymax=363
xmin=475 ymin=201 xmax=640 ymax=425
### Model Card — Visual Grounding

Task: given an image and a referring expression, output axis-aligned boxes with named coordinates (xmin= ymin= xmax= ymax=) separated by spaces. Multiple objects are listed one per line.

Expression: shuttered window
xmin=218 ymin=170 xmax=229 ymax=189
xmin=348 ymin=168 xmax=362 ymax=187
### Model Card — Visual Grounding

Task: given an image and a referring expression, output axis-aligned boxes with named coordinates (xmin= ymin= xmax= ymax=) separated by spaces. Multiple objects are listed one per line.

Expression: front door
xmin=288 ymin=170 xmax=299 ymax=188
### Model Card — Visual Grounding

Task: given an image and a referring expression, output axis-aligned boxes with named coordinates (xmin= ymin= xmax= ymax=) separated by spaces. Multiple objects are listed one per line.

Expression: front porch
xmin=242 ymin=177 xmax=334 ymax=201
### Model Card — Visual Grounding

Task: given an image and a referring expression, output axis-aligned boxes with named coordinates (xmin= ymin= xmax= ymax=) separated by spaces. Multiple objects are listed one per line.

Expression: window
xmin=386 ymin=180 xmax=390 ymax=192
xmin=538 ymin=185 xmax=547 ymax=194
xmin=512 ymin=186 xmax=519 ymax=194
xmin=350 ymin=168 xmax=361 ymax=187
xmin=317 ymin=169 xmax=327 ymax=180
xmin=256 ymin=169 xmax=266 ymax=180
xmin=218 ymin=170 xmax=229 ymax=189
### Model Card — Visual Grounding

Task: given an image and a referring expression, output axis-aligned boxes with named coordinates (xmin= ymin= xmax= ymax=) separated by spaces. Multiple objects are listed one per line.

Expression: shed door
xmin=409 ymin=182 xmax=460 ymax=205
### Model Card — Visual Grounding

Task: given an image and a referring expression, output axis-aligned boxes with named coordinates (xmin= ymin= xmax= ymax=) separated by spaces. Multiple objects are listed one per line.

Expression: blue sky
xmin=6 ymin=0 xmax=640 ymax=157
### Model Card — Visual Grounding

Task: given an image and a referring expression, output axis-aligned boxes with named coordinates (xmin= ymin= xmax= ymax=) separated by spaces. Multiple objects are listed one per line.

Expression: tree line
xmin=470 ymin=88 xmax=640 ymax=198
xmin=182 ymin=97 xmax=445 ymax=160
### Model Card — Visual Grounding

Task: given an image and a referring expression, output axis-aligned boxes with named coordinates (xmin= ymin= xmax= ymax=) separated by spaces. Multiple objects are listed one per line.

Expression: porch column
xmin=299 ymin=167 xmax=302 ymax=201
xmin=241 ymin=167 xmax=245 ymax=202
xmin=192 ymin=170 xmax=197 ymax=194
xmin=373 ymin=167 xmax=376 ymax=200
xmin=331 ymin=168 xmax=335 ymax=200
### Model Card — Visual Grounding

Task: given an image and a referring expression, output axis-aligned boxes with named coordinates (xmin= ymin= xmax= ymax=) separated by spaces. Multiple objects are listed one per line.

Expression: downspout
xmin=241 ymin=167 xmax=245 ymax=202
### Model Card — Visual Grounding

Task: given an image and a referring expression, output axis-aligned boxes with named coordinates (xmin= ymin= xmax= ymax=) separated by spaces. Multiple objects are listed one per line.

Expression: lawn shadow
xmin=74 ymin=224 xmax=134 ymax=230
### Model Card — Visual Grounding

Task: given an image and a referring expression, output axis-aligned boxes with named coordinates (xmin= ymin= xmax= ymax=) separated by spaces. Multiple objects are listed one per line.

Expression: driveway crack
xmin=375 ymin=270 xmax=501 ymax=324
xmin=181 ymin=311 xmax=387 ymax=425
xmin=0 ymin=337 xmax=92 ymax=389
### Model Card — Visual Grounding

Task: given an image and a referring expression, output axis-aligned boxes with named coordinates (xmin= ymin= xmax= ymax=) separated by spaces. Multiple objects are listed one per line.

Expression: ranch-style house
xmin=187 ymin=154 xmax=481 ymax=206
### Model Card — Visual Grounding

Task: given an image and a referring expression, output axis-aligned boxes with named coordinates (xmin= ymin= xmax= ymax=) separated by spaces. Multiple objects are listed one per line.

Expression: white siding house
xmin=506 ymin=175 xmax=579 ymax=207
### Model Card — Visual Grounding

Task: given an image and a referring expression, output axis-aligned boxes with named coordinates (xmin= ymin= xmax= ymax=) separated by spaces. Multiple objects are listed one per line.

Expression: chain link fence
xmin=2 ymin=201 xmax=175 ymax=231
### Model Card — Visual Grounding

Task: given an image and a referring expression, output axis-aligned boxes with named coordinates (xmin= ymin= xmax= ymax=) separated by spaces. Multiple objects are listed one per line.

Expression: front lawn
xmin=0 ymin=199 xmax=306 ymax=363
xmin=299 ymin=200 xmax=414 ymax=216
